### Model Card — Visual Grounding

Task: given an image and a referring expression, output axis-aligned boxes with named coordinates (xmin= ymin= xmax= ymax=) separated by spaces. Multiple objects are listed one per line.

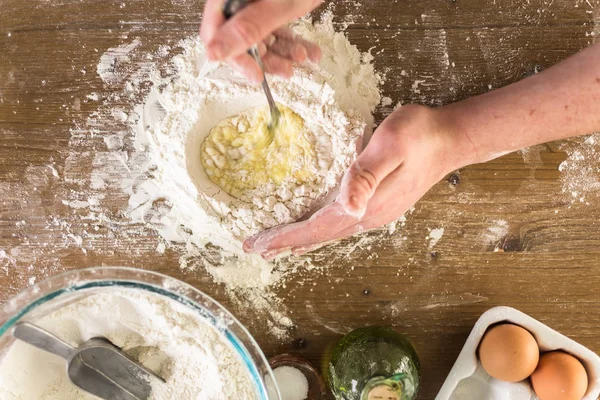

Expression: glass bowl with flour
xmin=0 ymin=267 xmax=280 ymax=400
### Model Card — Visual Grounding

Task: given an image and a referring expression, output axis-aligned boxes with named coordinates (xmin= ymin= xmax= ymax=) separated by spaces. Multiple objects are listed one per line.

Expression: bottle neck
xmin=362 ymin=375 xmax=405 ymax=400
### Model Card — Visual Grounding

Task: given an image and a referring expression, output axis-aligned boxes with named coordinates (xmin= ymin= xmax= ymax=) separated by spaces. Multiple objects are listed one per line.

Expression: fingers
xmin=299 ymin=38 xmax=322 ymax=63
xmin=206 ymin=0 xmax=324 ymax=61
xmin=200 ymin=0 xmax=226 ymax=44
xmin=261 ymin=248 xmax=289 ymax=260
xmin=263 ymin=53 xmax=294 ymax=78
xmin=260 ymin=220 xmax=368 ymax=260
xmin=265 ymin=221 xmax=367 ymax=258
xmin=230 ymin=53 xmax=264 ymax=83
xmin=291 ymin=223 xmax=370 ymax=255
xmin=201 ymin=3 xmax=322 ymax=82
xmin=271 ymin=26 xmax=296 ymax=40
xmin=269 ymin=39 xmax=308 ymax=63
xmin=290 ymin=225 xmax=362 ymax=256
xmin=241 ymin=30 xmax=320 ymax=79
xmin=223 ymin=36 xmax=318 ymax=81
xmin=243 ymin=202 xmax=360 ymax=254
xmin=291 ymin=242 xmax=326 ymax=256
xmin=271 ymin=27 xmax=322 ymax=63
xmin=338 ymin=127 xmax=404 ymax=218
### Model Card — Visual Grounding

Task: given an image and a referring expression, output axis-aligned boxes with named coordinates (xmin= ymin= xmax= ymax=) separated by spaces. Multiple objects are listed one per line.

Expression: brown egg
xmin=478 ymin=323 xmax=540 ymax=382
xmin=531 ymin=351 xmax=588 ymax=400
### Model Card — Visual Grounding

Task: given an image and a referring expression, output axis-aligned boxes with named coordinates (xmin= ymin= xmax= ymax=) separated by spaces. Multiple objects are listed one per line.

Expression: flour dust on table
xmin=558 ymin=133 xmax=600 ymax=205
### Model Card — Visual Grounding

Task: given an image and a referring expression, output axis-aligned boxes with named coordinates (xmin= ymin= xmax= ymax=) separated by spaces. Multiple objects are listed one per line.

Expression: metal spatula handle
xmin=223 ymin=0 xmax=251 ymax=19
xmin=13 ymin=322 xmax=76 ymax=360
xmin=13 ymin=321 xmax=160 ymax=400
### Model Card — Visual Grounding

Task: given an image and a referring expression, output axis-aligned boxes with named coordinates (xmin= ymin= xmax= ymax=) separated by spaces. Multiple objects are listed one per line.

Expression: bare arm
xmin=445 ymin=41 xmax=600 ymax=167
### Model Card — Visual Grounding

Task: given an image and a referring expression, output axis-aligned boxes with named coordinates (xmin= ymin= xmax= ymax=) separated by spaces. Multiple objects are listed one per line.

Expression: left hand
xmin=242 ymin=104 xmax=471 ymax=260
xmin=200 ymin=0 xmax=323 ymax=82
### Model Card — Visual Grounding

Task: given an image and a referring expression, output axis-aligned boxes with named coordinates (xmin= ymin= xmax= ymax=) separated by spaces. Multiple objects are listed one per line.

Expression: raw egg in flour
xmin=531 ymin=351 xmax=588 ymax=400
xmin=478 ymin=323 xmax=539 ymax=382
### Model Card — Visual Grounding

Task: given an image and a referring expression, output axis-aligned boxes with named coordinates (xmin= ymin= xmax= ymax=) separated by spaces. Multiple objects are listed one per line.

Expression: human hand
xmin=200 ymin=0 xmax=324 ymax=82
xmin=242 ymin=104 xmax=471 ymax=259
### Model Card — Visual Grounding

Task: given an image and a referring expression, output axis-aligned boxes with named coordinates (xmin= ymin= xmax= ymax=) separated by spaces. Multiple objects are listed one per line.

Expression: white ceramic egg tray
xmin=436 ymin=306 xmax=600 ymax=400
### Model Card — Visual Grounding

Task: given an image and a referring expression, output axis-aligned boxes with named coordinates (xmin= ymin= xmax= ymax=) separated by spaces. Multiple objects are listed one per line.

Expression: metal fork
xmin=223 ymin=0 xmax=281 ymax=137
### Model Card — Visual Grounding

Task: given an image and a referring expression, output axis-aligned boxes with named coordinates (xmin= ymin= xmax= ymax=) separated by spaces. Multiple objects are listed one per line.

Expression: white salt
xmin=266 ymin=366 xmax=309 ymax=400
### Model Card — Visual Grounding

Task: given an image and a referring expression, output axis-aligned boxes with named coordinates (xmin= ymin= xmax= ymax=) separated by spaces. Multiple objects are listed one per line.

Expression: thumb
xmin=338 ymin=133 xmax=403 ymax=218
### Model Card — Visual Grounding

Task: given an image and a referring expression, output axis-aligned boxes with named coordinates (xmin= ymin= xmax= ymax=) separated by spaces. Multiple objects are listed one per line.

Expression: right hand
xmin=243 ymin=105 xmax=474 ymax=259
xmin=200 ymin=0 xmax=324 ymax=82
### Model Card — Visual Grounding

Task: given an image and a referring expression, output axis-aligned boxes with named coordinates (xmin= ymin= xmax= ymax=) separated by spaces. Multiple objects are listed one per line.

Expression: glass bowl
xmin=0 ymin=266 xmax=281 ymax=400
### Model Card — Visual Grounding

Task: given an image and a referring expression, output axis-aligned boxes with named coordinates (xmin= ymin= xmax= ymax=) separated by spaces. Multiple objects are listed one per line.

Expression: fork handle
xmin=13 ymin=322 xmax=75 ymax=361
xmin=223 ymin=0 xmax=250 ymax=19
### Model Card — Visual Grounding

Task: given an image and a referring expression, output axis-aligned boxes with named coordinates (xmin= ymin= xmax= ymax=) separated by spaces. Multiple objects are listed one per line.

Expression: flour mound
xmin=130 ymin=14 xmax=380 ymax=260
xmin=138 ymin=42 xmax=364 ymax=247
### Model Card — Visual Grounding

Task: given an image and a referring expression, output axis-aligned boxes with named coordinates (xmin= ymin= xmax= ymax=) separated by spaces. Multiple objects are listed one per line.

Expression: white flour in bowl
xmin=0 ymin=289 xmax=257 ymax=399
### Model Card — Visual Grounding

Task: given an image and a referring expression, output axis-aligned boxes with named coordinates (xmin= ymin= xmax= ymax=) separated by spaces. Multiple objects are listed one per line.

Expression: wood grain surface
xmin=2 ymin=0 xmax=600 ymax=399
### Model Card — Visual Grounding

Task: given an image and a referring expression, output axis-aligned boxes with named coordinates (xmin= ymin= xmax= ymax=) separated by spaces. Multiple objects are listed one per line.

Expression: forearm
xmin=439 ymin=41 xmax=600 ymax=166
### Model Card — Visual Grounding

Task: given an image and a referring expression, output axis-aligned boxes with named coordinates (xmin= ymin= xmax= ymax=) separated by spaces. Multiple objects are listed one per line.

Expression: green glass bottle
xmin=325 ymin=327 xmax=420 ymax=400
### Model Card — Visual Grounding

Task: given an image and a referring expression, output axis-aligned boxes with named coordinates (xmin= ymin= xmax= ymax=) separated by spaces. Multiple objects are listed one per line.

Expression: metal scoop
xmin=223 ymin=0 xmax=281 ymax=140
xmin=13 ymin=322 xmax=164 ymax=400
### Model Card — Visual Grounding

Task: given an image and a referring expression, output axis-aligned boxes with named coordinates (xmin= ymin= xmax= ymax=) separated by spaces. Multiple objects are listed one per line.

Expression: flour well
xmin=201 ymin=104 xmax=323 ymax=207
xmin=135 ymin=33 xmax=365 ymax=247
xmin=0 ymin=289 xmax=256 ymax=399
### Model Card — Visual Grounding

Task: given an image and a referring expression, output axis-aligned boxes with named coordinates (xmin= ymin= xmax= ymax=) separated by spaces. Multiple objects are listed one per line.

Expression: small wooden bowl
xmin=269 ymin=353 xmax=327 ymax=400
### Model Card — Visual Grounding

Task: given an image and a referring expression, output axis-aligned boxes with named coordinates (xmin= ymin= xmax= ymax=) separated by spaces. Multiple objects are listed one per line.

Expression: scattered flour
xmin=0 ymin=289 xmax=256 ymax=399
xmin=1 ymin=8 xmax=420 ymax=342
xmin=558 ymin=134 xmax=600 ymax=205
xmin=97 ymin=39 xmax=142 ymax=84
xmin=480 ymin=220 xmax=509 ymax=250
xmin=426 ymin=227 xmax=445 ymax=249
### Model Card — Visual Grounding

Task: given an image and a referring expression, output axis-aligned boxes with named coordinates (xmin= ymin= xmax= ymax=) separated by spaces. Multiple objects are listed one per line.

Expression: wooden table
xmin=2 ymin=0 xmax=600 ymax=398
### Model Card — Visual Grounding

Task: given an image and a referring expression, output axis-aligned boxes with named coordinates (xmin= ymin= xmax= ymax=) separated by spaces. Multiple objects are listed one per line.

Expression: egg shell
xmin=478 ymin=323 xmax=540 ymax=383
xmin=531 ymin=351 xmax=588 ymax=400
